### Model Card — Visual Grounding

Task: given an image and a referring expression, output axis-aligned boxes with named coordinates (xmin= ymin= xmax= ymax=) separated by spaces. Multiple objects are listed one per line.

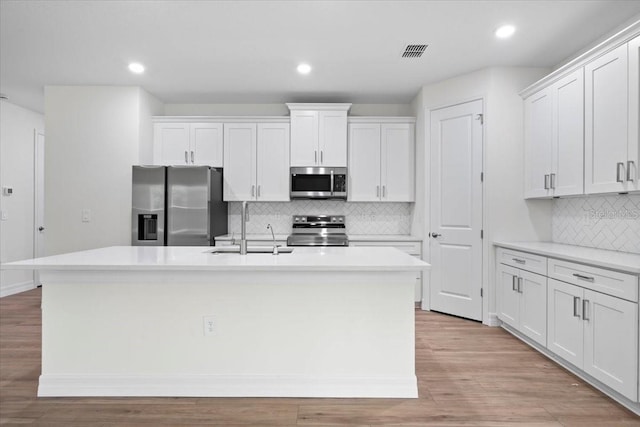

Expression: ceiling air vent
xmin=402 ymin=44 xmax=428 ymax=58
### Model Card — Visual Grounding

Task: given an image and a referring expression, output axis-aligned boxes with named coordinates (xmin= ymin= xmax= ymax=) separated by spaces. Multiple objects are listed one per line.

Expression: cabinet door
xmin=191 ymin=123 xmax=223 ymax=167
xmin=348 ymin=124 xmax=381 ymax=201
xmin=290 ymin=110 xmax=319 ymax=166
xmin=519 ymin=270 xmax=547 ymax=346
xmin=524 ymin=89 xmax=553 ymax=198
xmin=318 ymin=111 xmax=347 ymax=167
xmin=223 ymin=123 xmax=257 ymax=201
xmin=154 ymin=123 xmax=190 ymax=165
xmin=583 ymin=289 xmax=638 ymax=401
xmin=547 ymin=279 xmax=583 ymax=369
xmin=552 ymin=70 xmax=584 ymax=197
xmin=381 ymin=124 xmax=415 ymax=202
xmin=497 ymin=264 xmax=520 ymax=329
xmin=628 ymin=35 xmax=640 ymax=192
xmin=585 ymin=44 xmax=629 ymax=194
xmin=257 ymin=123 xmax=290 ymax=201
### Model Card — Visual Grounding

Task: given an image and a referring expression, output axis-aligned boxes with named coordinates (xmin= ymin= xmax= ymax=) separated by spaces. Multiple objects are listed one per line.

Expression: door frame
xmin=33 ymin=129 xmax=45 ymax=287
xmin=422 ymin=95 xmax=490 ymax=325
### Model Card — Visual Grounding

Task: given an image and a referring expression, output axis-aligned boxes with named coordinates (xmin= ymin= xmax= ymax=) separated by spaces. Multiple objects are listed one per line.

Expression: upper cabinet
xmin=287 ymin=103 xmax=351 ymax=167
xmin=524 ymin=70 xmax=584 ymax=198
xmin=153 ymin=122 xmax=223 ymax=167
xmin=223 ymin=122 xmax=290 ymax=202
xmin=521 ymin=27 xmax=640 ymax=197
xmin=348 ymin=119 xmax=415 ymax=202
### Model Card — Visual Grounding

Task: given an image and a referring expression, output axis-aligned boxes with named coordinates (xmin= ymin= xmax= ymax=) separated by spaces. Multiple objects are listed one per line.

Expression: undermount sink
xmin=207 ymin=246 xmax=294 ymax=254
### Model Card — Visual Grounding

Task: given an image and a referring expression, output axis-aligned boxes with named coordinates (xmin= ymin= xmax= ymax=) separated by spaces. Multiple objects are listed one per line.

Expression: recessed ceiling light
xmin=297 ymin=63 xmax=312 ymax=75
xmin=128 ymin=62 xmax=145 ymax=74
xmin=495 ymin=24 xmax=516 ymax=39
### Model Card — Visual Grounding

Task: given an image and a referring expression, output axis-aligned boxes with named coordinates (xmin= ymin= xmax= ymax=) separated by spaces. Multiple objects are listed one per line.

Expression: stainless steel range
xmin=286 ymin=215 xmax=349 ymax=247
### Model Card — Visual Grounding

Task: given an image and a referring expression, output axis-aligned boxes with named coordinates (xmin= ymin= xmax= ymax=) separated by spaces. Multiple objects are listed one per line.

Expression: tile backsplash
xmin=227 ymin=201 xmax=413 ymax=236
xmin=552 ymin=194 xmax=640 ymax=254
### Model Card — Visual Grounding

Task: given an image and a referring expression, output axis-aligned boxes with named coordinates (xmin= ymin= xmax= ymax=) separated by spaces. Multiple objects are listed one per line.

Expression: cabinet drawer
xmin=349 ymin=240 xmax=421 ymax=256
xmin=548 ymin=258 xmax=638 ymax=302
xmin=497 ymin=248 xmax=547 ymax=275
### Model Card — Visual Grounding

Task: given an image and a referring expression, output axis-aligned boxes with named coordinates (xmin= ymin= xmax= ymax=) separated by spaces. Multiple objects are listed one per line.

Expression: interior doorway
xmin=33 ymin=130 xmax=45 ymax=286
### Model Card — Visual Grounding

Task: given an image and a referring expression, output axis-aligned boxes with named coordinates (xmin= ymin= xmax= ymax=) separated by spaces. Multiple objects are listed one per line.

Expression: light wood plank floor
xmin=1 ymin=288 xmax=638 ymax=426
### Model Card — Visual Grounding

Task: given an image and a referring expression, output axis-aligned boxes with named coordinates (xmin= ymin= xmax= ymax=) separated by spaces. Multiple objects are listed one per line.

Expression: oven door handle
xmin=330 ymin=170 xmax=334 ymax=196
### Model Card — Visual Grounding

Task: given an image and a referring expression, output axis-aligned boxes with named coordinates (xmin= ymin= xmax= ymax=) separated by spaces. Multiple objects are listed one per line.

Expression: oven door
xmin=290 ymin=167 xmax=347 ymax=199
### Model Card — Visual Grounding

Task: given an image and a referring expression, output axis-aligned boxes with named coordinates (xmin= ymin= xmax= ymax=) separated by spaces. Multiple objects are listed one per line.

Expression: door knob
xmin=431 ymin=232 xmax=441 ymax=238
xmin=38 ymin=226 xmax=45 ymax=231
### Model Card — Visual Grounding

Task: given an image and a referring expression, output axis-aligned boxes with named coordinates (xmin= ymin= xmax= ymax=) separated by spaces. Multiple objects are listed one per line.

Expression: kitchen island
xmin=3 ymin=246 xmax=429 ymax=398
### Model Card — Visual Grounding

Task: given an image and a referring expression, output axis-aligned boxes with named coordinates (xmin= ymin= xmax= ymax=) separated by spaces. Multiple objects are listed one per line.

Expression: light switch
xmin=82 ymin=209 xmax=91 ymax=223
xmin=0 ymin=210 xmax=7 ymax=221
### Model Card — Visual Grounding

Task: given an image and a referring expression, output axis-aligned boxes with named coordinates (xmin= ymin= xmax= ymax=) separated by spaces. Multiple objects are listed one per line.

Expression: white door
xmin=547 ymin=279 xmax=583 ymax=369
xmin=348 ymin=123 xmax=381 ymax=201
xmin=552 ymin=70 xmax=584 ymax=197
xmin=497 ymin=264 xmax=520 ymax=329
xmin=290 ymin=110 xmax=318 ymax=166
xmin=585 ymin=44 xmax=628 ymax=194
xmin=381 ymin=124 xmax=415 ymax=202
xmin=318 ymin=111 xmax=347 ymax=167
xmin=523 ymin=89 xmax=553 ymax=198
xmin=628 ymin=35 xmax=640 ymax=192
xmin=191 ymin=123 xmax=223 ymax=167
xmin=518 ymin=270 xmax=547 ymax=346
xmin=429 ymin=100 xmax=483 ymax=321
xmin=257 ymin=123 xmax=290 ymax=201
xmin=154 ymin=123 xmax=189 ymax=165
xmin=33 ymin=130 xmax=45 ymax=286
xmin=583 ymin=289 xmax=638 ymax=401
xmin=223 ymin=123 xmax=256 ymax=201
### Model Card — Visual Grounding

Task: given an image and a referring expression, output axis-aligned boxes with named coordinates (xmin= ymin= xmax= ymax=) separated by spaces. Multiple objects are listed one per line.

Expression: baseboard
xmin=0 ymin=280 xmax=34 ymax=298
xmin=485 ymin=312 xmax=500 ymax=327
xmin=38 ymin=374 xmax=419 ymax=398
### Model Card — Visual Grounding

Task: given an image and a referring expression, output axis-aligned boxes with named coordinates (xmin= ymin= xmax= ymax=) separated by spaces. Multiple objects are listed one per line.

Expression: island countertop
xmin=2 ymin=245 xmax=430 ymax=272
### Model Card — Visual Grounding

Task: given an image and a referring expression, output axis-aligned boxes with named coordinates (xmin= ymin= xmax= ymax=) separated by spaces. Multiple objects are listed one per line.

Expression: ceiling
xmin=2 ymin=0 xmax=640 ymax=113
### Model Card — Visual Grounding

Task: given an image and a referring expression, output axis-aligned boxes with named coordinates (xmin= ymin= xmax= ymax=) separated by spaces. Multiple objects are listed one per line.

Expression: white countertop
xmin=2 ymin=246 xmax=430 ymax=272
xmin=215 ymin=234 xmax=422 ymax=242
xmin=493 ymin=241 xmax=640 ymax=274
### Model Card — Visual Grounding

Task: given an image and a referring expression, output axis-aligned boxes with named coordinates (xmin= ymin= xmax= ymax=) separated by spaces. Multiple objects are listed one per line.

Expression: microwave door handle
xmin=330 ymin=170 xmax=334 ymax=196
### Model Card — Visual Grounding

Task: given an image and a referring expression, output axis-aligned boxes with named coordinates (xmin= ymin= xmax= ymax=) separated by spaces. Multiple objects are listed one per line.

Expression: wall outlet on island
xmin=203 ymin=315 xmax=215 ymax=336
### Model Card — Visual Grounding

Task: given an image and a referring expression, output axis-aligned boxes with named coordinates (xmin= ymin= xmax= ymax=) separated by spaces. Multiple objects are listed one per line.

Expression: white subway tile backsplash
xmin=552 ymin=195 xmax=640 ymax=254
xmin=227 ymin=201 xmax=413 ymax=236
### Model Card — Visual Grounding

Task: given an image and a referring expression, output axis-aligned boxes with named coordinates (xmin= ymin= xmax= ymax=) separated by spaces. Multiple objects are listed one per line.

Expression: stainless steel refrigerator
xmin=132 ymin=166 xmax=228 ymax=246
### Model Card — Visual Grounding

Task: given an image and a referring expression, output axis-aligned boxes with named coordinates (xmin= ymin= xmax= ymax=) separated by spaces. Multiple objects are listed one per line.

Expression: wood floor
xmin=1 ymin=289 xmax=638 ymax=426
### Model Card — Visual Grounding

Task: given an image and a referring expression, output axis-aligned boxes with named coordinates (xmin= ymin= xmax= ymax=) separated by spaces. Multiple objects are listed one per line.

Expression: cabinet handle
xmin=550 ymin=173 xmax=556 ymax=189
xmin=627 ymin=161 xmax=635 ymax=182
xmin=544 ymin=174 xmax=550 ymax=190
xmin=251 ymin=185 xmax=255 ymax=197
xmin=616 ymin=162 xmax=625 ymax=183
xmin=191 ymin=151 xmax=195 ymax=164
xmin=512 ymin=275 xmax=518 ymax=291
xmin=376 ymin=185 xmax=380 ymax=197
xmin=184 ymin=151 xmax=188 ymax=164
xmin=315 ymin=150 xmax=318 ymax=164
xmin=582 ymin=299 xmax=589 ymax=321
xmin=572 ymin=273 xmax=594 ymax=282
xmin=517 ymin=277 xmax=523 ymax=293
xmin=321 ymin=150 xmax=324 ymax=164
xmin=512 ymin=258 xmax=525 ymax=264
xmin=573 ymin=296 xmax=581 ymax=318
xmin=257 ymin=185 xmax=261 ymax=198
xmin=382 ymin=185 xmax=386 ymax=198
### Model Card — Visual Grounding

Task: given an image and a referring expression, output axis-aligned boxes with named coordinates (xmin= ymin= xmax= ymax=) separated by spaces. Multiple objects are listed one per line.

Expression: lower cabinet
xmin=548 ymin=278 xmax=638 ymax=401
xmin=497 ymin=264 xmax=547 ymax=346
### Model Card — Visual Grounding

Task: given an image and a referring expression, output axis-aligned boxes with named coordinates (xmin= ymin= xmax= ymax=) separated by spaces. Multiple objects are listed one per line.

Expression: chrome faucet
xmin=267 ymin=224 xmax=278 ymax=255
xmin=240 ymin=201 xmax=248 ymax=255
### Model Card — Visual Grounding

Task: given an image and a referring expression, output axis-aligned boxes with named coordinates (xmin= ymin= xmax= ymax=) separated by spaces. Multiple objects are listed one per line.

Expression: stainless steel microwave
xmin=290 ymin=167 xmax=347 ymax=200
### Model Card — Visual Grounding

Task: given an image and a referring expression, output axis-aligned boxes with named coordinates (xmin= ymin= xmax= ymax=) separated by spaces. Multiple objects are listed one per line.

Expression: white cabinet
xmin=548 ymin=278 xmax=638 ymax=401
xmin=223 ymin=123 xmax=290 ymax=202
xmin=153 ymin=122 xmax=223 ymax=166
xmin=288 ymin=104 xmax=351 ymax=167
xmin=348 ymin=122 xmax=415 ymax=202
xmin=497 ymin=263 xmax=547 ymax=346
xmin=629 ymin=35 xmax=640 ymax=193
xmin=524 ymin=70 xmax=584 ymax=198
xmin=585 ymin=44 xmax=635 ymax=193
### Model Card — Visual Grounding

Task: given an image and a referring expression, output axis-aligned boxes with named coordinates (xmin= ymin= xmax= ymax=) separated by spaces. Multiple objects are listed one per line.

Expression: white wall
xmin=0 ymin=100 xmax=44 ymax=296
xmin=164 ymin=103 xmax=412 ymax=117
xmin=44 ymin=86 xmax=160 ymax=255
xmin=138 ymin=88 xmax=164 ymax=165
xmin=412 ymin=67 xmax=552 ymax=324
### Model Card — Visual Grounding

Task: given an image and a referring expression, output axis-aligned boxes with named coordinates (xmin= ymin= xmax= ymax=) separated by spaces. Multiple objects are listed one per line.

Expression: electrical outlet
xmin=203 ymin=315 xmax=215 ymax=336
xmin=82 ymin=208 xmax=91 ymax=223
